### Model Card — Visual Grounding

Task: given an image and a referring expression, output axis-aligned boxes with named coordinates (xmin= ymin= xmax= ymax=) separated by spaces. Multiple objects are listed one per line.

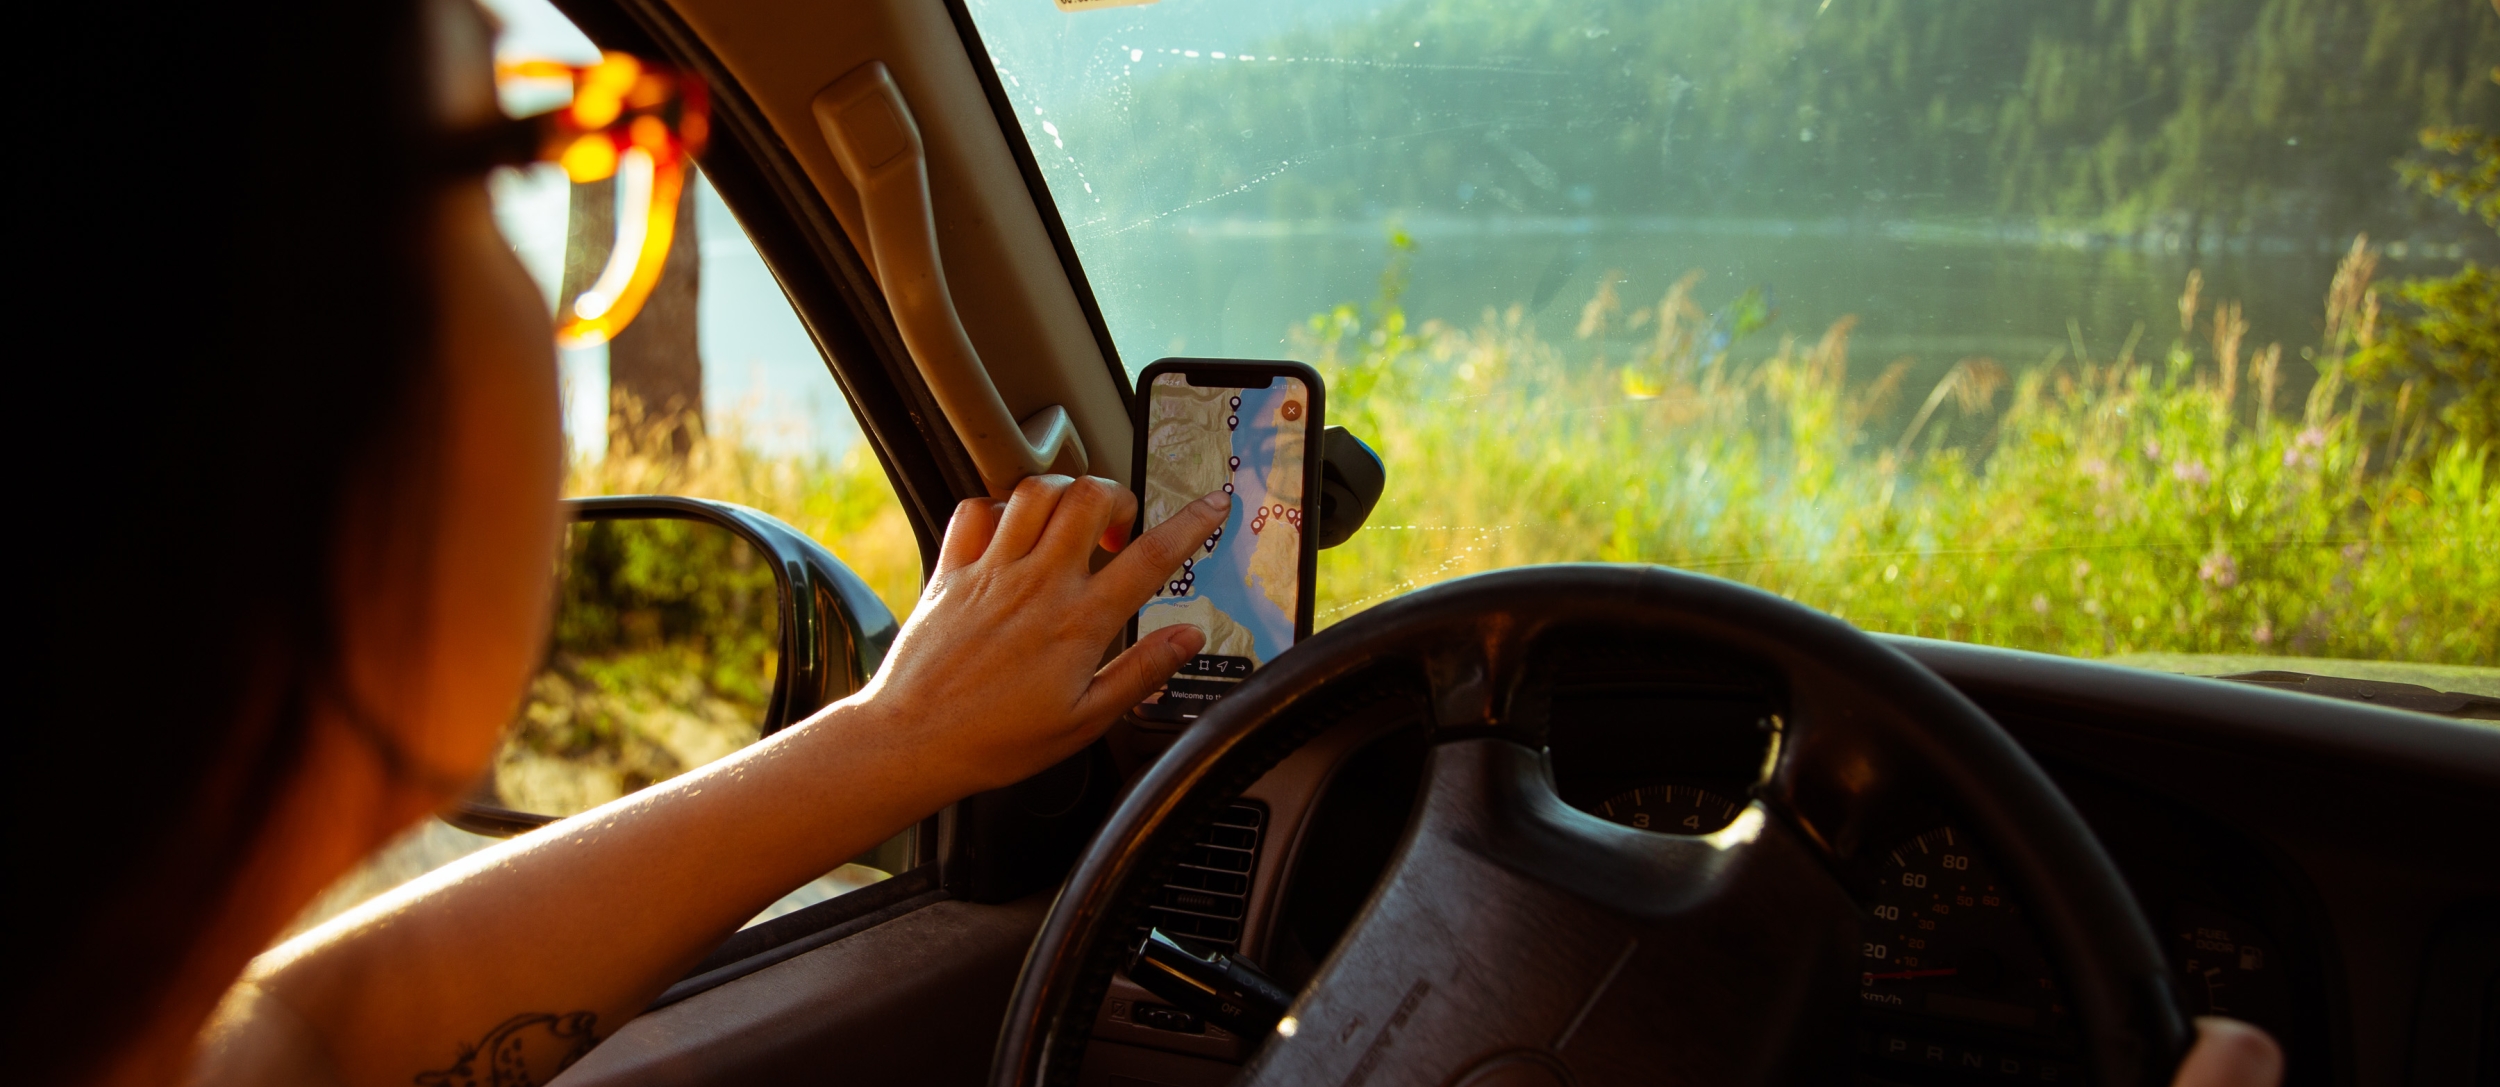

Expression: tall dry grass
xmin=573 ymin=238 xmax=2495 ymax=667
xmin=1297 ymin=241 xmax=2497 ymax=664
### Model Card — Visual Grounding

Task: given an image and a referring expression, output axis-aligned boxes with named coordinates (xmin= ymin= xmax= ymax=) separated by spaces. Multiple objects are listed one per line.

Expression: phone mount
xmin=1316 ymin=426 xmax=1385 ymax=549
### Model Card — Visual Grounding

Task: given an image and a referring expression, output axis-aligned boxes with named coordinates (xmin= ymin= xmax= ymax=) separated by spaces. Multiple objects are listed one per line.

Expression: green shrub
xmin=2349 ymin=117 xmax=2500 ymax=458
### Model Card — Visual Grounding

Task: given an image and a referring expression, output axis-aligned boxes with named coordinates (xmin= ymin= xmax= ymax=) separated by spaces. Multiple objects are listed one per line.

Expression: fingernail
xmin=1197 ymin=489 xmax=1232 ymax=511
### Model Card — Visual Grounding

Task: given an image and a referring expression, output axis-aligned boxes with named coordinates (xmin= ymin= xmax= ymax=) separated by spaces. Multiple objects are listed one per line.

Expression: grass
xmin=1298 ymin=240 xmax=2497 ymax=665
xmin=567 ymin=239 xmax=2495 ymax=672
xmin=564 ymin=412 xmax=925 ymax=622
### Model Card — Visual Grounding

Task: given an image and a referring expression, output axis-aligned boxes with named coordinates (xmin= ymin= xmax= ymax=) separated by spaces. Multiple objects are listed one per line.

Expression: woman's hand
xmin=2174 ymin=1017 xmax=2284 ymax=1087
xmin=854 ymin=474 xmax=1232 ymax=797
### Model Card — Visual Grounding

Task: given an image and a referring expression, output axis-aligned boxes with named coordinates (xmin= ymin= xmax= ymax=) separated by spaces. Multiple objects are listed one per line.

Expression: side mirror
xmin=445 ymin=495 xmax=899 ymax=837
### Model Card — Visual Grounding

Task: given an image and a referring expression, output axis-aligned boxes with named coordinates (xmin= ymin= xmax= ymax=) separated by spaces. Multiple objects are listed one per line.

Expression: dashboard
xmin=1082 ymin=637 xmax=2500 ymax=1087
xmin=1540 ymin=667 xmax=2312 ymax=1084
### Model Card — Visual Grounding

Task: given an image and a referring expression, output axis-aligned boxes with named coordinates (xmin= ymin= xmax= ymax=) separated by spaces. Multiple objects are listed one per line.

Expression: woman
xmin=21 ymin=0 xmax=2283 ymax=1084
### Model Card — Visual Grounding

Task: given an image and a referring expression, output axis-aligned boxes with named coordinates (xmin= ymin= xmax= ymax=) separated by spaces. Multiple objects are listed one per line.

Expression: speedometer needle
xmin=1865 ymin=968 xmax=1959 ymax=981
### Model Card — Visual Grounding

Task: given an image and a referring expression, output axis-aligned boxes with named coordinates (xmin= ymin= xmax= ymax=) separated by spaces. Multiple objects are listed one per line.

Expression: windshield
xmin=964 ymin=0 xmax=2498 ymax=679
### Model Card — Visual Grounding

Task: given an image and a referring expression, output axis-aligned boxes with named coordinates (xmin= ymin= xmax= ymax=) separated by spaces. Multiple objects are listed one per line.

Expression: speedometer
xmin=1860 ymin=826 xmax=2063 ymax=1034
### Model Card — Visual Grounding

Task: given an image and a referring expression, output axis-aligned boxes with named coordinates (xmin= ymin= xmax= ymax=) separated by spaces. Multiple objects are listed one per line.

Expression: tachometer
xmin=1591 ymin=783 xmax=1743 ymax=835
xmin=1860 ymin=826 xmax=2063 ymax=1034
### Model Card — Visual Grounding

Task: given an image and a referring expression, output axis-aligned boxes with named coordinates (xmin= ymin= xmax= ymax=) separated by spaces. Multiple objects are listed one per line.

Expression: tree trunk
xmin=561 ymin=165 xmax=704 ymax=459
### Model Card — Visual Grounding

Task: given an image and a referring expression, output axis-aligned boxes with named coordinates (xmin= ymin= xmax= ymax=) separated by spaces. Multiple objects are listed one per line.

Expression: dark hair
xmin=21 ymin=0 xmax=442 ymax=1079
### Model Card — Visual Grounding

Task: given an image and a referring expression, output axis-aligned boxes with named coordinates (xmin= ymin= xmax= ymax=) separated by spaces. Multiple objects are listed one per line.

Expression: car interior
xmin=470 ymin=1 xmax=2500 ymax=1085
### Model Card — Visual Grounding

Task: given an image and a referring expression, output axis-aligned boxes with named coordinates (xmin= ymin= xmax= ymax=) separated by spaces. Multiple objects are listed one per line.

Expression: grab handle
xmin=816 ymin=62 xmax=1087 ymax=497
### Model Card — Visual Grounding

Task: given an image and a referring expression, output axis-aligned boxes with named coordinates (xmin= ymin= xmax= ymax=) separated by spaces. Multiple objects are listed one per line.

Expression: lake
xmin=1085 ymin=213 xmax=2484 ymax=434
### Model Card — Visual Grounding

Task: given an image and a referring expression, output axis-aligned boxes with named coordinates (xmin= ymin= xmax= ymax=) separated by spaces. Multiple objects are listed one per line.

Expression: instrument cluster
xmin=1545 ymin=680 xmax=2304 ymax=1085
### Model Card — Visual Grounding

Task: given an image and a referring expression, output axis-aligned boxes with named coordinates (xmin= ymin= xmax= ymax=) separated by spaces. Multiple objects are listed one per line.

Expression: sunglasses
xmin=449 ymin=52 xmax=710 ymax=348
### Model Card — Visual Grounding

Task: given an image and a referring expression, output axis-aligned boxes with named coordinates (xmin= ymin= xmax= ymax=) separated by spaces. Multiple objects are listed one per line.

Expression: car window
xmin=964 ymin=0 xmax=2498 ymax=683
xmin=283 ymin=0 xmax=925 ymax=941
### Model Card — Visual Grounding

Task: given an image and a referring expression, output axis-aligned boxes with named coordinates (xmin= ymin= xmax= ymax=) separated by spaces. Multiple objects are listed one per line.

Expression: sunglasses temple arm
xmin=556 ymin=150 xmax=684 ymax=350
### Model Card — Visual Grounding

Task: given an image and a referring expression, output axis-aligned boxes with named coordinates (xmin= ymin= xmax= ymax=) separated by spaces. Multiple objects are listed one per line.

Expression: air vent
xmin=1143 ymin=802 xmax=1266 ymax=950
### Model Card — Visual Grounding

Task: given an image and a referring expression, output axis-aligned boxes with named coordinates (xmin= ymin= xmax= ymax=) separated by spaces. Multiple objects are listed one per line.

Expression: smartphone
xmin=1128 ymin=359 xmax=1324 ymax=725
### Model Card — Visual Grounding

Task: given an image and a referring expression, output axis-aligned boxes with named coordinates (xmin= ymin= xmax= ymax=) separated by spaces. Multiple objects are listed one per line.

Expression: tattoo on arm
xmin=415 ymin=1011 xmax=599 ymax=1087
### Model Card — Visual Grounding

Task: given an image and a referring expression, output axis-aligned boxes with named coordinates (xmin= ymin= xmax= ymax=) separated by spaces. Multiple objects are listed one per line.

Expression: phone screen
xmin=1132 ymin=369 xmax=1315 ymax=724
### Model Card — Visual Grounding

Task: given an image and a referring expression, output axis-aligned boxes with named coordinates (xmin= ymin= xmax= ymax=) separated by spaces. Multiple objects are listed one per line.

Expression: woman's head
xmin=27 ymin=0 xmax=562 ymax=1080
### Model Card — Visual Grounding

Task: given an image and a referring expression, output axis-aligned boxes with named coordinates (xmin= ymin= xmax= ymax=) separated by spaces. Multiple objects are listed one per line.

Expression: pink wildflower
xmin=2198 ymin=549 xmax=2238 ymax=588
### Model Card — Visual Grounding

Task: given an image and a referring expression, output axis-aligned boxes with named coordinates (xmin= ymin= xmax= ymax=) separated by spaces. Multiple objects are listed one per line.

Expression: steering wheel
xmin=994 ymin=565 xmax=2190 ymax=1086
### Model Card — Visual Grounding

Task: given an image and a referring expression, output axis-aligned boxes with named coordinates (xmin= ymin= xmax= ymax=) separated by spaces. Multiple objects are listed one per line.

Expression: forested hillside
xmin=1074 ymin=0 xmax=2494 ymax=240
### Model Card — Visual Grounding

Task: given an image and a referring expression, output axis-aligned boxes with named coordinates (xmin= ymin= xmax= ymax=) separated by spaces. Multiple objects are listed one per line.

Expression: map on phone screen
xmin=1134 ymin=372 xmax=1308 ymax=722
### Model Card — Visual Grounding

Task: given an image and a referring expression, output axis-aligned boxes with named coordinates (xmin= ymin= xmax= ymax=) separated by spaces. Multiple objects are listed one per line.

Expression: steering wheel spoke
xmin=1241 ymin=738 xmax=1859 ymax=1086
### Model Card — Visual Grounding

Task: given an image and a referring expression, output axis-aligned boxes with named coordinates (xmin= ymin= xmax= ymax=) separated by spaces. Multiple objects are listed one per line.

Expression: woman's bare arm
xmin=233 ymin=477 xmax=1227 ymax=1087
